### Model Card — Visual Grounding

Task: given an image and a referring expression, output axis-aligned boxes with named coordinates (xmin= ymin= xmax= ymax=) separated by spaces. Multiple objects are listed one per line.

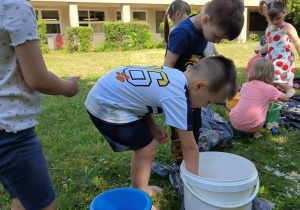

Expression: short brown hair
xmin=248 ymin=58 xmax=274 ymax=84
xmin=204 ymin=0 xmax=244 ymax=40
xmin=190 ymin=56 xmax=238 ymax=100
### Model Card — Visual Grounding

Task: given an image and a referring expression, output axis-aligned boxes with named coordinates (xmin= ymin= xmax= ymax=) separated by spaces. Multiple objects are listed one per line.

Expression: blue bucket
xmin=90 ymin=187 xmax=152 ymax=210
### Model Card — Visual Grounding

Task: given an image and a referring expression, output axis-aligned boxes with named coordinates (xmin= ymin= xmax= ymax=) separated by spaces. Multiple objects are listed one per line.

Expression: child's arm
xmin=177 ymin=129 xmax=199 ymax=175
xmin=15 ymin=40 xmax=80 ymax=97
xmin=164 ymin=51 xmax=180 ymax=68
xmin=277 ymin=92 xmax=289 ymax=102
xmin=286 ymin=24 xmax=300 ymax=64
xmin=260 ymin=44 xmax=268 ymax=55
xmin=143 ymin=115 xmax=169 ymax=145
xmin=213 ymin=44 xmax=220 ymax=56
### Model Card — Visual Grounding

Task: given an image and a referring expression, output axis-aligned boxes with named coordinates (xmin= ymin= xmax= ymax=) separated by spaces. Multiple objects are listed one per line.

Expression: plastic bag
xmin=198 ymin=105 xmax=233 ymax=151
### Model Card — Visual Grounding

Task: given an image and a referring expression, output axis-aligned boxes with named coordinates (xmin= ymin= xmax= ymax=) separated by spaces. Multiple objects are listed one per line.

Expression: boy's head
xmin=185 ymin=56 xmax=238 ymax=108
xmin=202 ymin=0 xmax=244 ymax=42
xmin=248 ymin=58 xmax=275 ymax=85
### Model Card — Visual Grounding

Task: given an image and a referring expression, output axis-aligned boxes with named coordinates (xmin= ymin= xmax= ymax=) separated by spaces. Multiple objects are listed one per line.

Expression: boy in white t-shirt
xmin=85 ymin=56 xmax=238 ymax=204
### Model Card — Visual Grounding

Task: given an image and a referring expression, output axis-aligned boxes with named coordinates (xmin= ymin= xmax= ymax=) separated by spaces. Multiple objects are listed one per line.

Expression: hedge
xmin=103 ymin=22 xmax=152 ymax=51
xmin=66 ymin=27 xmax=94 ymax=52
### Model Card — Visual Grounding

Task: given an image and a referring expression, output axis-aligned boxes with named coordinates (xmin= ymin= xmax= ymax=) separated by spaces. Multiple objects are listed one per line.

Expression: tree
xmin=285 ymin=0 xmax=300 ymax=32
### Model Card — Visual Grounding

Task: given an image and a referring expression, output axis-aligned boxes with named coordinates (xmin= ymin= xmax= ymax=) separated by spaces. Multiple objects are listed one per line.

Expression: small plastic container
xmin=225 ymin=92 xmax=240 ymax=117
xmin=90 ymin=187 xmax=152 ymax=210
xmin=265 ymin=102 xmax=282 ymax=124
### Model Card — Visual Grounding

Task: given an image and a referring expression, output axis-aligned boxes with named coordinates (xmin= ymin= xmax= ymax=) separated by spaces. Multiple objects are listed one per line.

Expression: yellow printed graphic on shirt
xmin=185 ymin=54 xmax=203 ymax=69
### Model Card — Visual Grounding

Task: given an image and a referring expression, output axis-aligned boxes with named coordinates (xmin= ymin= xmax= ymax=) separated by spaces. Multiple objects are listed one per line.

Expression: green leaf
xmin=259 ymin=185 xmax=265 ymax=194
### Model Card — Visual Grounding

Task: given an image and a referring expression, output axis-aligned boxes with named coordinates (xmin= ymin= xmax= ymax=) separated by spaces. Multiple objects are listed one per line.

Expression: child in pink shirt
xmin=230 ymin=58 xmax=290 ymax=139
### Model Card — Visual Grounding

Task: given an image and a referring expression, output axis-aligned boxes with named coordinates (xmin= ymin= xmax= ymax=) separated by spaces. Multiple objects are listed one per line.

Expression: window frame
xmin=155 ymin=10 xmax=165 ymax=33
xmin=78 ymin=9 xmax=106 ymax=34
xmin=116 ymin=10 xmax=122 ymax=21
xmin=36 ymin=9 xmax=62 ymax=35
xmin=131 ymin=10 xmax=147 ymax=22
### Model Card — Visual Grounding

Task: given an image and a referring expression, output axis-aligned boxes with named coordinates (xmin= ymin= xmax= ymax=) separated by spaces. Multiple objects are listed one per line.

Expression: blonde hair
xmin=248 ymin=58 xmax=274 ymax=84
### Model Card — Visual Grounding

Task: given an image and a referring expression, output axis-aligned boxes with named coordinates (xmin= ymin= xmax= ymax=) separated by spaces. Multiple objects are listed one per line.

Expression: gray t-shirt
xmin=0 ymin=0 xmax=41 ymax=132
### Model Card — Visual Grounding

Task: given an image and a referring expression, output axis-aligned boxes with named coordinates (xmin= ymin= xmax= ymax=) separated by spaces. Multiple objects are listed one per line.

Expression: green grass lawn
xmin=0 ymin=42 xmax=299 ymax=209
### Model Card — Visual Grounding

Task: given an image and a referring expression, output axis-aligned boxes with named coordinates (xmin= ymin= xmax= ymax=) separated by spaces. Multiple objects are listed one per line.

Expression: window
xmin=78 ymin=10 xmax=105 ymax=33
xmin=46 ymin=24 xmax=61 ymax=34
xmin=249 ymin=12 xmax=268 ymax=31
xmin=35 ymin=10 xmax=61 ymax=34
xmin=133 ymin=11 xmax=146 ymax=21
xmin=116 ymin=11 xmax=122 ymax=21
xmin=42 ymin=10 xmax=59 ymax=21
xmin=155 ymin=11 xmax=165 ymax=33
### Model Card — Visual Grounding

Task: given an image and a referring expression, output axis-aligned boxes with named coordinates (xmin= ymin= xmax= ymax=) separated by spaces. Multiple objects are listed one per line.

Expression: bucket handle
xmin=222 ymin=102 xmax=231 ymax=112
xmin=182 ymin=176 xmax=260 ymax=209
xmin=268 ymin=101 xmax=275 ymax=114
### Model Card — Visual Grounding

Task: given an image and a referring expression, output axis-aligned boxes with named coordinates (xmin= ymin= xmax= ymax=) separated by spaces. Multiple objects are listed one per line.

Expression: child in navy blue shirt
xmin=163 ymin=0 xmax=245 ymax=163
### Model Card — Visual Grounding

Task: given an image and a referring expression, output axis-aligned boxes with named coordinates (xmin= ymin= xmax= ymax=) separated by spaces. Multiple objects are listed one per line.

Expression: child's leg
xmin=171 ymin=108 xmax=202 ymax=164
xmin=130 ymin=140 xmax=162 ymax=195
xmin=0 ymin=128 xmax=56 ymax=210
xmin=12 ymin=199 xmax=55 ymax=210
xmin=276 ymin=83 xmax=295 ymax=98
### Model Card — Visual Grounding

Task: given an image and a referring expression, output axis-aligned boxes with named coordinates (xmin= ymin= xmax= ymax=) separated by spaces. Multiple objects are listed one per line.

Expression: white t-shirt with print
xmin=85 ymin=66 xmax=194 ymax=131
xmin=0 ymin=0 xmax=41 ymax=132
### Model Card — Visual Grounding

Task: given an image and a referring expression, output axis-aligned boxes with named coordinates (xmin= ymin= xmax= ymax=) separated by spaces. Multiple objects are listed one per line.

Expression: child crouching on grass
xmin=85 ymin=56 xmax=238 ymax=209
xmin=230 ymin=58 xmax=291 ymax=139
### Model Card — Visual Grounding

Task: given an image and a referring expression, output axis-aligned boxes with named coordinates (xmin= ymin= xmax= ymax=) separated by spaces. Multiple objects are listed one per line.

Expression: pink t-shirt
xmin=230 ymin=80 xmax=282 ymax=132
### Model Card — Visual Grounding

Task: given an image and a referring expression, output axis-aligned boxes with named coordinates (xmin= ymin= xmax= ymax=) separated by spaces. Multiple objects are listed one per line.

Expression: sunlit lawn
xmin=0 ymin=42 xmax=299 ymax=209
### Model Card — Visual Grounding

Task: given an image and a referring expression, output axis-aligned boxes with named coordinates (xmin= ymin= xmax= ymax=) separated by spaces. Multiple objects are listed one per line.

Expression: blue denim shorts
xmin=0 ymin=127 xmax=56 ymax=210
xmin=88 ymin=111 xmax=154 ymax=152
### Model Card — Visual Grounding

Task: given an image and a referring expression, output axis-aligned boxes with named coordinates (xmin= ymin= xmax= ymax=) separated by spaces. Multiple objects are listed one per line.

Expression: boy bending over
xmin=85 ymin=56 xmax=238 ymax=201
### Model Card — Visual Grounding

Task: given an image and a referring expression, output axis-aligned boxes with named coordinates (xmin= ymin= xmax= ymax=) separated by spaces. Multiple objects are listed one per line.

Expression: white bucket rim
xmin=182 ymin=175 xmax=260 ymax=209
xmin=180 ymin=152 xmax=258 ymax=192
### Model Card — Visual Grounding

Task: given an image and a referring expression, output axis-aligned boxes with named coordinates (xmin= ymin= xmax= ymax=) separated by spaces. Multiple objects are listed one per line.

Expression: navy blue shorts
xmin=0 ymin=128 xmax=56 ymax=210
xmin=88 ymin=111 xmax=154 ymax=152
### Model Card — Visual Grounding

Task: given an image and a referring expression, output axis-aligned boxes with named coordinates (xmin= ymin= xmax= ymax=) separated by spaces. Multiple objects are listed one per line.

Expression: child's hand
xmin=65 ymin=76 xmax=80 ymax=97
xmin=149 ymin=124 xmax=169 ymax=145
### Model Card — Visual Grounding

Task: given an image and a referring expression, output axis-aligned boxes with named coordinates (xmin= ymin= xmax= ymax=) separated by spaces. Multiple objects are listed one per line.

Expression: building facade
xmin=28 ymin=0 xmax=268 ymax=50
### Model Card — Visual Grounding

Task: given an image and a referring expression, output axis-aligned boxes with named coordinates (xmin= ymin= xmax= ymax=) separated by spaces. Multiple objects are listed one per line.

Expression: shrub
xmin=92 ymin=43 xmax=104 ymax=52
xmin=37 ymin=18 xmax=50 ymax=54
xmin=103 ymin=22 xmax=152 ymax=51
xmin=66 ymin=27 xmax=94 ymax=53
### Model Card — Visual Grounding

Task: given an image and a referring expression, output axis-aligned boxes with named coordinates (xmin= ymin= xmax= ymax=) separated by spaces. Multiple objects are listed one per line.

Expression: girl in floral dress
xmin=259 ymin=0 xmax=300 ymax=98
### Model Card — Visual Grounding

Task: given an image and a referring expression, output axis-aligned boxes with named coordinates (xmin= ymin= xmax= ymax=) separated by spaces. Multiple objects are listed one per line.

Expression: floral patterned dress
xmin=266 ymin=22 xmax=295 ymax=87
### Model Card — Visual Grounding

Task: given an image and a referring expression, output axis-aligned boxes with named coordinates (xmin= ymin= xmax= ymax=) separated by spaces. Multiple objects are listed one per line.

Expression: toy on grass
xmin=271 ymin=127 xmax=278 ymax=134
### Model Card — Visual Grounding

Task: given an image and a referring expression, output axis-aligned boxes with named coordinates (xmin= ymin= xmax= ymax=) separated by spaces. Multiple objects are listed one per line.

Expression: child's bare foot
xmin=253 ymin=131 xmax=262 ymax=139
xmin=147 ymin=186 xmax=163 ymax=196
xmin=151 ymin=205 xmax=159 ymax=210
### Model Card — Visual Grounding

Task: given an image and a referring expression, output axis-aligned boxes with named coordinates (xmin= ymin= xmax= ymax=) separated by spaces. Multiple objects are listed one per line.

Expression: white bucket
xmin=180 ymin=152 xmax=259 ymax=210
